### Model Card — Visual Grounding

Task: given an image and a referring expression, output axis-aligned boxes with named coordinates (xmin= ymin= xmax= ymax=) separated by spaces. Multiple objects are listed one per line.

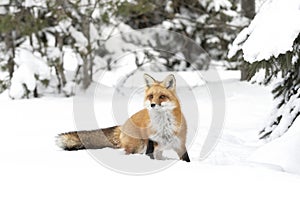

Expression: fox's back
xmin=121 ymin=109 xmax=151 ymax=139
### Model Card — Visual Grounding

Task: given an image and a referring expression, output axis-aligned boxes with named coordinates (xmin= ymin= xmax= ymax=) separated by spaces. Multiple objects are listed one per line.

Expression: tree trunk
xmin=241 ymin=0 xmax=256 ymax=19
xmin=81 ymin=14 xmax=92 ymax=89
xmin=82 ymin=55 xmax=90 ymax=89
xmin=240 ymin=0 xmax=255 ymax=80
xmin=4 ymin=31 xmax=15 ymax=79
xmin=240 ymin=66 xmax=250 ymax=81
xmin=54 ymin=32 xmax=66 ymax=92
xmin=57 ymin=33 xmax=66 ymax=86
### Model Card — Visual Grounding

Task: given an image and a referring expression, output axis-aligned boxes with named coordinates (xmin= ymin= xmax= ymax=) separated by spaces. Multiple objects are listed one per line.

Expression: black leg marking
xmin=146 ymin=139 xmax=155 ymax=159
xmin=181 ymin=151 xmax=190 ymax=162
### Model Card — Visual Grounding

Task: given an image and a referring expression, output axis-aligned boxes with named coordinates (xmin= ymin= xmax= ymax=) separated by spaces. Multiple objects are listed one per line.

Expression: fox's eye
xmin=149 ymin=94 xmax=153 ymax=99
xmin=159 ymin=95 xmax=166 ymax=99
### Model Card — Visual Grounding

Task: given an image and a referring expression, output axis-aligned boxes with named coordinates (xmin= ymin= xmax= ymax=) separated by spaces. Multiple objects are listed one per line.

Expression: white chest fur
xmin=148 ymin=103 xmax=180 ymax=150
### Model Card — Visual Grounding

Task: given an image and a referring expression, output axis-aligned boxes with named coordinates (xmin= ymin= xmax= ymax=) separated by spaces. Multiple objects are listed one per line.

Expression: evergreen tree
xmin=258 ymin=36 xmax=300 ymax=140
xmin=228 ymin=0 xmax=300 ymax=140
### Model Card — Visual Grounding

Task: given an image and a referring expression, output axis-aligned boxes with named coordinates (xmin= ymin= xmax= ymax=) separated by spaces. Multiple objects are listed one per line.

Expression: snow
xmin=249 ymin=117 xmax=300 ymax=174
xmin=62 ymin=81 xmax=76 ymax=96
xmin=206 ymin=0 xmax=232 ymax=12
xmin=2 ymin=69 xmax=300 ymax=201
xmin=228 ymin=0 xmax=300 ymax=63
xmin=63 ymin=47 xmax=79 ymax=71
xmin=260 ymin=86 xmax=300 ymax=140
xmin=256 ymin=0 xmax=267 ymax=12
xmin=0 ymin=0 xmax=9 ymax=5
xmin=0 ymin=70 xmax=9 ymax=81
xmin=96 ymin=64 xmax=239 ymax=88
xmin=0 ymin=6 xmax=6 ymax=14
xmin=9 ymin=64 xmax=36 ymax=97
xmin=69 ymin=26 xmax=88 ymax=53
xmin=57 ymin=19 xmax=72 ymax=33
xmin=90 ymin=23 xmax=100 ymax=49
xmin=46 ymin=47 xmax=61 ymax=60
xmin=165 ymin=1 xmax=174 ymax=13
xmin=9 ymin=48 xmax=50 ymax=99
xmin=22 ymin=0 xmax=47 ymax=8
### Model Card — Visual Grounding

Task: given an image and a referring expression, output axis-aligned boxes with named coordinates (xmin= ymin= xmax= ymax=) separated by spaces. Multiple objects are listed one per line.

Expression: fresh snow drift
xmin=249 ymin=117 xmax=300 ymax=175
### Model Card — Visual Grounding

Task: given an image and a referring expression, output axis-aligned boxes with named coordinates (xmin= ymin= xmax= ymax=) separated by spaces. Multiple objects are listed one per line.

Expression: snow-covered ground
xmin=1 ymin=70 xmax=300 ymax=202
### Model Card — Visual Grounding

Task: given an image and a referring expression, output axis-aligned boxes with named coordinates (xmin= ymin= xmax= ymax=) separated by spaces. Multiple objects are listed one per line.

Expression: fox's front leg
xmin=181 ymin=151 xmax=190 ymax=162
xmin=146 ymin=139 xmax=164 ymax=160
xmin=146 ymin=139 xmax=155 ymax=159
xmin=174 ymin=145 xmax=190 ymax=162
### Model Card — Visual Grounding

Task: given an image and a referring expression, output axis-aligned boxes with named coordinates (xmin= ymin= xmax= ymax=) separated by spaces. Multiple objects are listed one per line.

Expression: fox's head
xmin=144 ymin=74 xmax=179 ymax=111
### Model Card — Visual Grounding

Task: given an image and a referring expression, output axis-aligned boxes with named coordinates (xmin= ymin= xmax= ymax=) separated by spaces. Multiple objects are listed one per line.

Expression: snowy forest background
xmin=1 ymin=0 xmax=300 ymax=200
xmin=1 ymin=0 xmax=300 ymax=143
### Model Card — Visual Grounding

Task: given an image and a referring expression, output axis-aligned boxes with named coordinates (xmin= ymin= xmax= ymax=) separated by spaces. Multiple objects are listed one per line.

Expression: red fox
xmin=56 ymin=74 xmax=190 ymax=162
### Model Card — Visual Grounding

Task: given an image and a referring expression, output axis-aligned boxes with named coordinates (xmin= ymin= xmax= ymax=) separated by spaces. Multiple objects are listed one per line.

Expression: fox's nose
xmin=151 ymin=103 xmax=156 ymax=108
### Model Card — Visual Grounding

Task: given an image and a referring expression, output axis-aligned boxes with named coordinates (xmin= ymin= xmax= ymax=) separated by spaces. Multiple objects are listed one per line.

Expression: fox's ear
xmin=162 ymin=74 xmax=176 ymax=90
xmin=144 ymin=74 xmax=156 ymax=87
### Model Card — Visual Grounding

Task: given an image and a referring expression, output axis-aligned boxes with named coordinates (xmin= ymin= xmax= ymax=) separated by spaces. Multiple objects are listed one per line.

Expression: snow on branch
xmin=10 ymin=48 xmax=50 ymax=99
xmin=228 ymin=0 xmax=300 ymax=63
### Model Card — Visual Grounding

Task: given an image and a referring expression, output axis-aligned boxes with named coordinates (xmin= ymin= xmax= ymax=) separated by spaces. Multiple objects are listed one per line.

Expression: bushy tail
xmin=56 ymin=126 xmax=121 ymax=150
